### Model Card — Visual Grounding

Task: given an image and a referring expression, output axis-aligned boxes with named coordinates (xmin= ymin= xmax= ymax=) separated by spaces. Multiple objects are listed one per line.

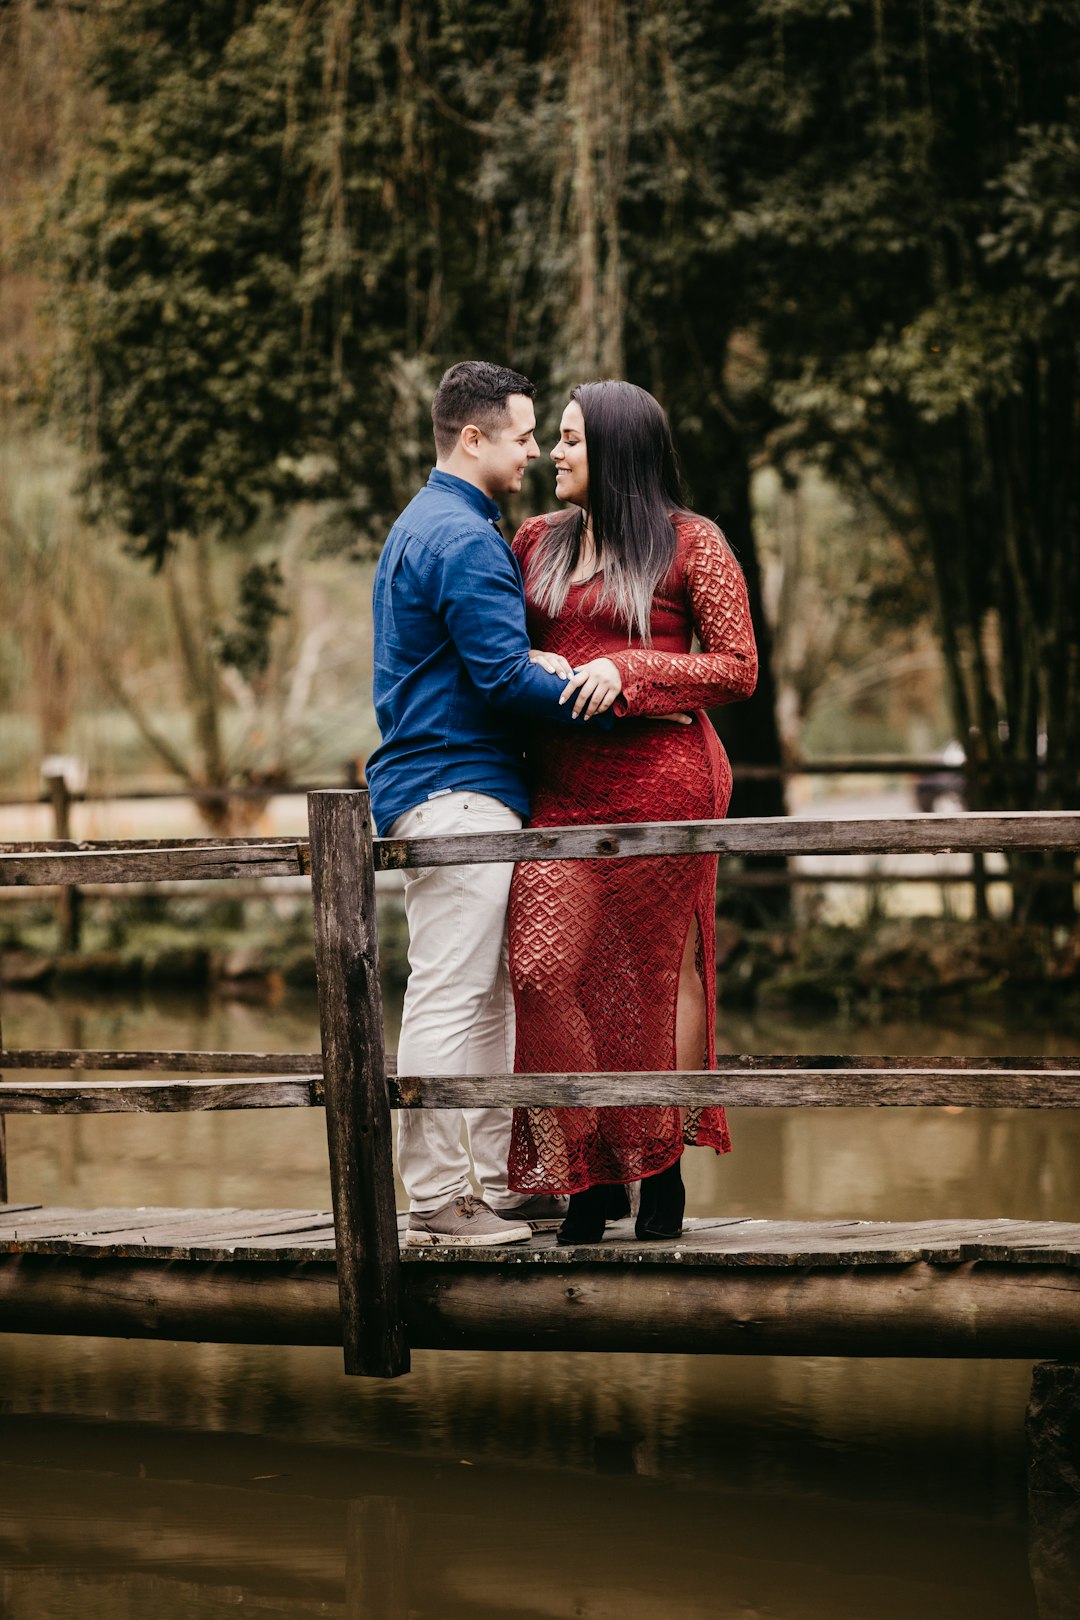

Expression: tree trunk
xmin=165 ymin=536 xmax=235 ymax=835
xmin=698 ymin=424 xmax=790 ymax=922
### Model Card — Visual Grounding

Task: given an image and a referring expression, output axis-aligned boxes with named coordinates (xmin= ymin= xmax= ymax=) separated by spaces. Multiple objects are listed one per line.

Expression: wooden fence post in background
xmin=307 ymin=789 xmax=408 ymax=1378
xmin=44 ymin=770 xmax=82 ymax=952
xmin=971 ymin=850 xmax=990 ymax=921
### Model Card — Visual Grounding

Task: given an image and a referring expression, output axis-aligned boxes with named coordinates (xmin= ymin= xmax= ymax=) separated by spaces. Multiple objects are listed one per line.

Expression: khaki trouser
xmin=391 ymin=790 xmax=526 ymax=1215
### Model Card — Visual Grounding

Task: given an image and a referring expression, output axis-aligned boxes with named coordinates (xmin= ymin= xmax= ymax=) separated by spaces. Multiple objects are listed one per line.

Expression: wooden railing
xmin=3 ymin=756 xmax=1062 ymax=942
xmin=1 ymin=792 xmax=1079 ymax=1378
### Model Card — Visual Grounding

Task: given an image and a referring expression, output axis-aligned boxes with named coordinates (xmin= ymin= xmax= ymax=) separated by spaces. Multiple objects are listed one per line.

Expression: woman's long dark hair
xmin=529 ymin=381 xmax=689 ymax=644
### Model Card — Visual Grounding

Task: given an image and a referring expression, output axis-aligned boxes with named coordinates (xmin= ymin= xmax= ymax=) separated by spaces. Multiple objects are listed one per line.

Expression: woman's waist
xmin=526 ymin=715 xmax=727 ymax=818
xmin=532 ymin=711 xmax=717 ymax=757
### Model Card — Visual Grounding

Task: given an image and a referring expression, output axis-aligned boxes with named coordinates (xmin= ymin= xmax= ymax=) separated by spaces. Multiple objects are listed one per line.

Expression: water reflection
xmin=0 ymin=1410 xmax=1040 ymax=1619
xmin=2 ymin=988 xmax=1079 ymax=1616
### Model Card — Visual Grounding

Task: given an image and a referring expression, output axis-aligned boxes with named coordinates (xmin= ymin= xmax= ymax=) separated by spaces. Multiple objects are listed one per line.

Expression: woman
xmin=507 ymin=381 xmax=758 ymax=1244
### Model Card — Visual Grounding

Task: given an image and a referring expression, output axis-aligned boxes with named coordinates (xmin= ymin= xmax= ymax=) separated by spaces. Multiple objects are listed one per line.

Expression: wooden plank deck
xmin=6 ymin=1204 xmax=1080 ymax=1268
xmin=6 ymin=1203 xmax=1080 ymax=1360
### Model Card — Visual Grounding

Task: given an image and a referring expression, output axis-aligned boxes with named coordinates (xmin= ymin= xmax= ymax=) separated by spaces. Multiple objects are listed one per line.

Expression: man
xmin=367 ymin=360 xmax=608 ymax=1247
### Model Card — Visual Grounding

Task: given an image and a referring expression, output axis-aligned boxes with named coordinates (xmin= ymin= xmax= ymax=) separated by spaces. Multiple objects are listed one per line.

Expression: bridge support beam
xmin=3 ymin=1256 xmax=1080 ymax=1360
xmin=1027 ymin=1362 xmax=1080 ymax=1620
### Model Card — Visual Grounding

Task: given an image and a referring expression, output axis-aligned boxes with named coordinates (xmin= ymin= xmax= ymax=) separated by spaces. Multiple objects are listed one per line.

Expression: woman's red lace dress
xmin=506 ymin=512 xmax=758 ymax=1195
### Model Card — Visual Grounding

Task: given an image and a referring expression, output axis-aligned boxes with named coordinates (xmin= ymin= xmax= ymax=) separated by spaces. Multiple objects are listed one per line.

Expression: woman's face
xmin=551 ymin=400 xmax=589 ymax=509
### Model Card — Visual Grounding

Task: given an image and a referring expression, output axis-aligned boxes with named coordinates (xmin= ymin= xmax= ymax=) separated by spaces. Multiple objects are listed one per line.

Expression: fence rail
xmin=4 ymin=760 xmax=1074 ymax=943
xmin=2 ymin=810 xmax=1077 ymax=885
xmin=0 ymin=750 xmax=1068 ymax=811
xmin=3 ymin=1065 xmax=1080 ymax=1114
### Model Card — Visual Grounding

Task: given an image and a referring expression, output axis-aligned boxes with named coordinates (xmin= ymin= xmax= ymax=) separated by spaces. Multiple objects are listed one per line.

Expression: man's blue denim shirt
xmin=366 ymin=469 xmax=605 ymax=836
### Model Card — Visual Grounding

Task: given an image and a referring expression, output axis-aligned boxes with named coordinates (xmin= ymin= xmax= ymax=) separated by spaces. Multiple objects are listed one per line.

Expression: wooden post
xmin=0 ymin=1004 xmax=7 ymax=1204
xmin=44 ymin=771 xmax=82 ymax=952
xmin=971 ymin=850 xmax=990 ymax=921
xmin=1027 ymin=1362 xmax=1080 ymax=1620
xmin=307 ymin=788 xmax=408 ymax=1377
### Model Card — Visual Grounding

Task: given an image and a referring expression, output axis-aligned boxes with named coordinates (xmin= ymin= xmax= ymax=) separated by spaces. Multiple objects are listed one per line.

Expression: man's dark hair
xmin=431 ymin=361 xmax=536 ymax=457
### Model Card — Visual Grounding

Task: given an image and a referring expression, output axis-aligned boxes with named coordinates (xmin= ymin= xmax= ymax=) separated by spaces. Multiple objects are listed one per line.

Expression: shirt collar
xmin=427 ymin=468 xmax=504 ymax=528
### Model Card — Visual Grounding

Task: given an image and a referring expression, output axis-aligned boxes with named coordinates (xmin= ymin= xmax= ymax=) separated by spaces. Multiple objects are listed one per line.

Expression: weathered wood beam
xmin=1 ymin=1055 xmax=1078 ymax=1111
xmin=0 ymin=836 xmax=307 ymax=854
xmin=391 ymin=1067 xmax=1080 ymax=1109
xmin=308 ymin=789 xmax=407 ymax=1378
xmin=374 ymin=811 xmax=1080 ymax=870
xmin=5 ymin=1048 xmax=1077 ymax=1076
xmin=5 ymin=1049 xmax=1080 ymax=1080
xmin=1 ymin=810 xmax=1077 ymax=889
xmin=2 ymin=1255 xmax=1080 ymax=1358
xmin=0 ymin=842 xmax=309 ymax=886
xmin=0 ymin=1048 xmax=323 ymax=1073
xmin=0 ymin=1077 xmax=321 ymax=1113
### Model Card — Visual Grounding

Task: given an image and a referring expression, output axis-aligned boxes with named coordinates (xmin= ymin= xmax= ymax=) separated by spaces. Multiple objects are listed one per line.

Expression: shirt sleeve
xmin=608 ymin=521 xmax=758 ymax=716
xmin=419 ymin=525 xmax=612 ymax=728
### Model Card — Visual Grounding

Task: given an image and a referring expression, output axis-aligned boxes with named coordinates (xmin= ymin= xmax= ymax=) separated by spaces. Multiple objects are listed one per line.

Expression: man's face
xmin=471 ymin=394 xmax=540 ymax=497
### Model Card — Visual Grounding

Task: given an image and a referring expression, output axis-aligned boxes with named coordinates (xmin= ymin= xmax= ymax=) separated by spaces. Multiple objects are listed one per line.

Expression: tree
xmin=712 ymin=0 xmax=1080 ymax=913
xmin=48 ymin=0 xmax=791 ymax=849
xmin=434 ymin=0 xmax=789 ymax=825
xmin=46 ymin=0 xmax=461 ymax=818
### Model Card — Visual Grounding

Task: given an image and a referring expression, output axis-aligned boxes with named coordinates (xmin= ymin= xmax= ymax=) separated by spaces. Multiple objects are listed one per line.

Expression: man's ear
xmin=460 ymin=423 xmax=484 ymax=457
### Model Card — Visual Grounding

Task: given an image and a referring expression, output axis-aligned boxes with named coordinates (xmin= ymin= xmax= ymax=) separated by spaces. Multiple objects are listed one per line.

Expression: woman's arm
xmin=606 ymin=521 xmax=758 ymax=716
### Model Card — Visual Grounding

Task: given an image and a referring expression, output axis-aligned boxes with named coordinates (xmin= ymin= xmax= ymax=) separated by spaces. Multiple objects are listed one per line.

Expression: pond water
xmin=2 ymin=986 xmax=1079 ymax=1619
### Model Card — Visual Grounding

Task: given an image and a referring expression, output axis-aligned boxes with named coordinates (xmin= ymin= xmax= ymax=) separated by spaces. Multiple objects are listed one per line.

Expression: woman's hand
xmin=529 ymin=648 xmax=576 ymax=680
xmin=559 ymin=656 xmax=623 ymax=719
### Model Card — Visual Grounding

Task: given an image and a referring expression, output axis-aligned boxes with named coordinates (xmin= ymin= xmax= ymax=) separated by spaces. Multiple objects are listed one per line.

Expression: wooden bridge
xmin=2 ymin=791 xmax=1079 ymax=1425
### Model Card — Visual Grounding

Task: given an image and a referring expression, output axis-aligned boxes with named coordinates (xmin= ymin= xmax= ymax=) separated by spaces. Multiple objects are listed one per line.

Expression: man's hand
xmin=529 ymin=648 xmax=575 ymax=680
xmin=559 ymin=656 xmax=623 ymax=719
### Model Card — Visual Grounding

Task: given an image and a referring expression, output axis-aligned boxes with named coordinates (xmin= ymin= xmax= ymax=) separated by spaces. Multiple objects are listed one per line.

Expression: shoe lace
xmin=454 ymin=1195 xmax=482 ymax=1218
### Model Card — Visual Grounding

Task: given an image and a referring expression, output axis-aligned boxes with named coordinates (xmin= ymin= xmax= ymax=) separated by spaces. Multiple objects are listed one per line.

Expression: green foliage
xmin=715 ymin=0 xmax=1080 ymax=840
xmin=52 ymin=0 xmax=558 ymax=556
xmin=985 ymin=110 xmax=1080 ymax=308
xmin=54 ymin=2 xmax=334 ymax=559
xmin=213 ymin=559 xmax=287 ymax=680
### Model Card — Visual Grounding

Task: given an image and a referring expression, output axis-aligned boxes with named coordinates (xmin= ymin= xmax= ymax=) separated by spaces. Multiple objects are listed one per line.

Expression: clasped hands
xmin=529 ymin=649 xmax=691 ymax=725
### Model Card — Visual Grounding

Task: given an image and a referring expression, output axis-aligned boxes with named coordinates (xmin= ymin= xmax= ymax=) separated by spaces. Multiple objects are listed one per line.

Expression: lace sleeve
xmin=511 ymin=514 xmax=547 ymax=568
xmin=609 ymin=521 xmax=758 ymax=716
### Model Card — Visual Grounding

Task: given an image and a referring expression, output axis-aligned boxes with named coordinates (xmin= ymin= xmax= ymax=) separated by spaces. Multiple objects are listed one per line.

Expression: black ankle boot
xmin=635 ymin=1158 xmax=685 ymax=1240
xmin=556 ymin=1184 xmax=609 ymax=1245
xmin=604 ymin=1183 xmax=632 ymax=1221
